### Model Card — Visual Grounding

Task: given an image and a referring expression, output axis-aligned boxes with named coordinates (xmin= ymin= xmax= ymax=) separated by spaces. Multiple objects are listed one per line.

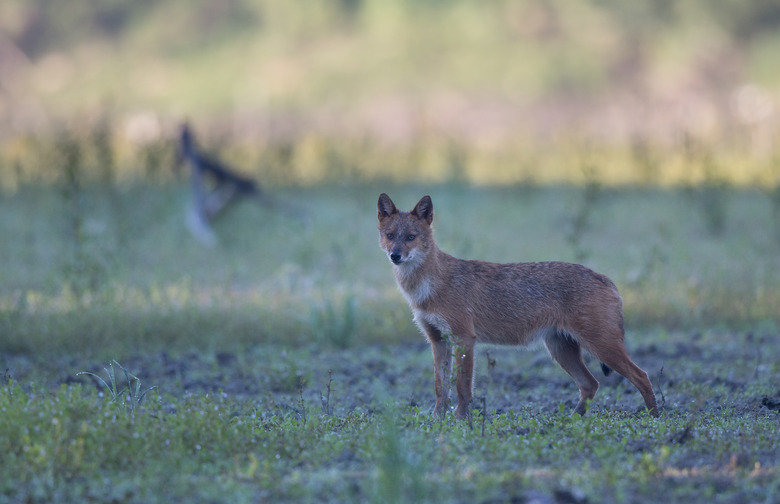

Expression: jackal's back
xmin=431 ymin=255 xmax=624 ymax=346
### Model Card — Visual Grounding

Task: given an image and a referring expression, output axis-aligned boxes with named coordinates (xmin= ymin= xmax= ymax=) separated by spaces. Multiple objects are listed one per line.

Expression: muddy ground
xmin=5 ymin=330 xmax=778 ymax=421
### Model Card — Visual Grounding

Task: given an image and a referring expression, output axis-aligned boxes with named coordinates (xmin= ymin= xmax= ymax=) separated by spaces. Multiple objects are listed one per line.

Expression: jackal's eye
xmin=386 ymin=233 xmax=394 ymax=240
xmin=406 ymin=234 xmax=416 ymax=241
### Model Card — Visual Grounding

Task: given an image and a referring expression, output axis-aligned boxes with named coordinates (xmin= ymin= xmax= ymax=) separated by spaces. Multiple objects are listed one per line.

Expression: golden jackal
xmin=377 ymin=193 xmax=659 ymax=418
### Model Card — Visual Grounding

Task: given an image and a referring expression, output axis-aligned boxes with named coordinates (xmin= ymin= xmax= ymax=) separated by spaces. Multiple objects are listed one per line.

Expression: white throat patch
xmin=397 ymin=276 xmax=434 ymax=306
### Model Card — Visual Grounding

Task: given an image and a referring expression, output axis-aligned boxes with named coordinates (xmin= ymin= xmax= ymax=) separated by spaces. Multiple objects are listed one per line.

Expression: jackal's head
xmin=377 ymin=193 xmax=434 ymax=269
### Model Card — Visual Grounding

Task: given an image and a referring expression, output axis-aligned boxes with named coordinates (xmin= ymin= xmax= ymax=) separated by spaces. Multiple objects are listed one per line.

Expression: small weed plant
xmin=77 ymin=360 xmax=157 ymax=417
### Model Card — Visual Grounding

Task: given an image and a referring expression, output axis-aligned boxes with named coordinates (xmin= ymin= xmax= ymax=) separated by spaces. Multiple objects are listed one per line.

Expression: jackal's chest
xmin=412 ymin=308 xmax=452 ymax=336
xmin=395 ymin=273 xmax=452 ymax=334
xmin=395 ymin=275 xmax=434 ymax=307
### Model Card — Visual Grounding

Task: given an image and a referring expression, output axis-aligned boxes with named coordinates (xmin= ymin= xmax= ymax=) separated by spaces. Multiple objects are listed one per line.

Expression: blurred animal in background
xmin=177 ymin=122 xmax=305 ymax=246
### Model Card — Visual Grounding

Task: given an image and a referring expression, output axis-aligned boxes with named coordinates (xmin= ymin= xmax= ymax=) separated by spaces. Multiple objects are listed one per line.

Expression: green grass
xmin=2 ymin=341 xmax=779 ymax=504
xmin=1 ymin=182 xmax=778 ymax=359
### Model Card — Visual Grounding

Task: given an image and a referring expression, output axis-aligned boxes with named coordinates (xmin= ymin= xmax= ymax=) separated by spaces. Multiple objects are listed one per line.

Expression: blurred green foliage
xmin=2 ymin=0 xmax=779 ymax=137
xmin=8 ymin=0 xmax=780 ymax=55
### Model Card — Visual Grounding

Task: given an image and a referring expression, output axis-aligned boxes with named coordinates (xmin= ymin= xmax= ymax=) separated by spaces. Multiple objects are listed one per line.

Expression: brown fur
xmin=377 ymin=193 xmax=659 ymax=418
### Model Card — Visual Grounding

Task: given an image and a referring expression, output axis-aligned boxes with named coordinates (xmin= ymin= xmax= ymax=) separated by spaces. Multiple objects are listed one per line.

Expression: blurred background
xmin=1 ymin=0 xmax=779 ymax=186
xmin=1 ymin=0 xmax=779 ymax=357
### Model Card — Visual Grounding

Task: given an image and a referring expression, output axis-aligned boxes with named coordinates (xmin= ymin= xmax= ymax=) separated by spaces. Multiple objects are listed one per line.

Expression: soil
xmin=4 ymin=331 xmax=776 ymax=421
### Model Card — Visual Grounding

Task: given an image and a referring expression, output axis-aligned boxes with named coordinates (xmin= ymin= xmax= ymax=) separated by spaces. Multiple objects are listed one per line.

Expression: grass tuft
xmin=77 ymin=360 xmax=157 ymax=417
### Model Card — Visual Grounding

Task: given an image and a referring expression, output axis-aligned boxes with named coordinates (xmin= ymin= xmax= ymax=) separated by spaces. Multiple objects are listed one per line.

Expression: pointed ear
xmin=411 ymin=195 xmax=433 ymax=225
xmin=377 ymin=193 xmax=398 ymax=221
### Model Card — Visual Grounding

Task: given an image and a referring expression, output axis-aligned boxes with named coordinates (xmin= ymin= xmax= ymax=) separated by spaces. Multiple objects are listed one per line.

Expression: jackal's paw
xmin=454 ymin=402 xmax=472 ymax=420
xmin=432 ymin=402 xmax=449 ymax=419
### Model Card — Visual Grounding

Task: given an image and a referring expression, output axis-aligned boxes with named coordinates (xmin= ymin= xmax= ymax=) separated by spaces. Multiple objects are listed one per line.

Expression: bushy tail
xmin=600 ymin=363 xmax=612 ymax=376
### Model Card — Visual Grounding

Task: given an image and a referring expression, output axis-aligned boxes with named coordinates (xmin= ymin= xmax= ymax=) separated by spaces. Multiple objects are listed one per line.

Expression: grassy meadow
xmin=2 ymin=1 xmax=780 ymax=502
xmin=1 ymin=130 xmax=780 ymax=503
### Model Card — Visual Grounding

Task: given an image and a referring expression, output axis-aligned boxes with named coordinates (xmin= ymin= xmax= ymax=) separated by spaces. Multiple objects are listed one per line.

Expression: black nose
xmin=390 ymin=253 xmax=402 ymax=264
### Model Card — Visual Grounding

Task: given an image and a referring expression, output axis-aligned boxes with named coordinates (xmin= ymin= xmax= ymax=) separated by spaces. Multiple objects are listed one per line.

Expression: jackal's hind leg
xmin=544 ymin=332 xmax=599 ymax=416
xmin=453 ymin=336 xmax=475 ymax=419
xmin=594 ymin=341 xmax=659 ymax=417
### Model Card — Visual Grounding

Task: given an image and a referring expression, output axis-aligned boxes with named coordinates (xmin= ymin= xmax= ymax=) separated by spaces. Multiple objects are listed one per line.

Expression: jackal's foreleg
xmin=424 ymin=323 xmax=451 ymax=418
